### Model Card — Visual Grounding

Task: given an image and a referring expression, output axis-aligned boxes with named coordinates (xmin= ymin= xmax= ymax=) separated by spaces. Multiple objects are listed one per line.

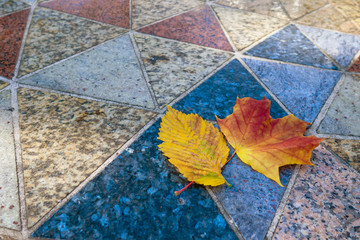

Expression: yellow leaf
xmin=158 ymin=106 xmax=230 ymax=186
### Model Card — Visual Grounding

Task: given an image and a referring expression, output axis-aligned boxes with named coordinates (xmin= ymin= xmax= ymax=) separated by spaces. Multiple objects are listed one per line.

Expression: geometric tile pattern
xmin=322 ymin=138 xmax=360 ymax=172
xmin=297 ymin=24 xmax=360 ymax=67
xmin=273 ymin=146 xmax=360 ymax=240
xmin=132 ymin=0 xmax=205 ymax=29
xmin=318 ymin=74 xmax=360 ymax=137
xmin=40 ymin=0 xmax=130 ymax=28
xmin=0 ymin=9 xmax=29 ymax=79
xmin=20 ymin=35 xmax=155 ymax=108
xmin=0 ymin=0 xmax=29 ymax=16
xmin=134 ymin=34 xmax=233 ymax=107
xmin=18 ymin=88 xmax=155 ymax=227
xmin=280 ymin=0 xmax=328 ymax=19
xmin=18 ymin=7 xmax=127 ymax=77
xmin=243 ymin=58 xmax=341 ymax=122
xmin=245 ymin=25 xmax=338 ymax=70
xmin=213 ymin=5 xmax=288 ymax=50
xmin=0 ymin=90 xmax=20 ymax=230
xmin=138 ymin=6 xmax=233 ymax=51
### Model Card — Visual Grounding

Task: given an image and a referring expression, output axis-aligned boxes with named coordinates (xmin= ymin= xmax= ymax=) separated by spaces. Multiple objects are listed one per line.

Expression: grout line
xmin=28 ymin=115 xmax=162 ymax=234
xmin=0 ymin=6 xmax=31 ymax=19
xmin=0 ymin=76 xmax=11 ymax=83
xmin=129 ymin=0 xmax=132 ymax=29
xmin=12 ymin=5 xmax=35 ymax=81
xmin=0 ymin=227 xmax=22 ymax=239
xmin=265 ymin=165 xmax=301 ymax=240
xmin=277 ymin=0 xmax=292 ymax=20
xmin=314 ymin=133 xmax=360 ymax=140
xmin=10 ymin=82 xmax=29 ymax=240
xmin=128 ymin=32 xmax=161 ymax=111
xmin=288 ymin=3 xmax=332 ymax=22
xmin=17 ymin=83 xmax=160 ymax=113
xmin=206 ymin=187 xmax=245 ymax=240
xmin=0 ymin=84 xmax=11 ymax=94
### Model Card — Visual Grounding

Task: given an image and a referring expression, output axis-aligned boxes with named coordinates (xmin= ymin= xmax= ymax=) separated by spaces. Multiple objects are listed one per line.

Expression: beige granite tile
xmin=0 ymin=235 xmax=16 ymax=240
xmin=18 ymin=7 xmax=127 ymax=77
xmin=217 ymin=0 xmax=288 ymax=19
xmin=0 ymin=90 xmax=20 ymax=230
xmin=0 ymin=81 xmax=9 ymax=90
xmin=18 ymin=88 xmax=155 ymax=227
xmin=330 ymin=0 xmax=360 ymax=19
xmin=322 ymin=139 xmax=360 ymax=172
xmin=213 ymin=5 xmax=288 ymax=50
xmin=135 ymin=34 xmax=232 ymax=107
xmin=297 ymin=5 xmax=360 ymax=35
xmin=280 ymin=0 xmax=328 ymax=19
xmin=132 ymin=0 xmax=205 ymax=29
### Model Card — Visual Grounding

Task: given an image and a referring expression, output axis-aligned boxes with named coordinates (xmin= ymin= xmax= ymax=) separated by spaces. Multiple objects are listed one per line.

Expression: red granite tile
xmin=40 ymin=0 xmax=129 ymax=28
xmin=348 ymin=56 xmax=360 ymax=72
xmin=137 ymin=6 xmax=234 ymax=52
xmin=0 ymin=8 xmax=30 ymax=79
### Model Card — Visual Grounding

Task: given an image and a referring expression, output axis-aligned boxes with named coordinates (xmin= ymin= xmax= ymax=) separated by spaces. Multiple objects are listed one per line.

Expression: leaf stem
xmin=175 ymin=181 xmax=194 ymax=196
xmin=226 ymin=151 xmax=236 ymax=164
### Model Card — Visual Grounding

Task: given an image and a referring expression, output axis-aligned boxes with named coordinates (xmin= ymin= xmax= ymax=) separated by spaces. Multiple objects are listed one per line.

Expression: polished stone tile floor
xmin=0 ymin=0 xmax=359 ymax=239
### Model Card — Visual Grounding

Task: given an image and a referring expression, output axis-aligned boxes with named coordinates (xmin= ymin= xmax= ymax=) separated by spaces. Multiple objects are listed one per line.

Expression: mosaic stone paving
xmin=0 ymin=0 xmax=359 ymax=239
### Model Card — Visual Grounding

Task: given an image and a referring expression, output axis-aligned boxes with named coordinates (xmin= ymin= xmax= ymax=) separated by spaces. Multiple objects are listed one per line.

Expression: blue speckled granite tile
xmin=245 ymin=25 xmax=338 ymax=70
xmin=174 ymin=59 xmax=287 ymax=121
xmin=31 ymin=122 xmax=238 ymax=240
xmin=243 ymin=58 xmax=342 ymax=123
xmin=297 ymin=25 xmax=360 ymax=68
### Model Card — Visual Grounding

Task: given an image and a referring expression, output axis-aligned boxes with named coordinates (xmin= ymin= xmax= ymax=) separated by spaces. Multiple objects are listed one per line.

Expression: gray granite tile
xmin=20 ymin=35 xmax=155 ymax=108
xmin=0 ymin=0 xmax=29 ymax=17
xmin=318 ymin=74 xmax=360 ymax=136
xmin=0 ymin=90 xmax=20 ymax=230
xmin=18 ymin=7 xmax=127 ymax=77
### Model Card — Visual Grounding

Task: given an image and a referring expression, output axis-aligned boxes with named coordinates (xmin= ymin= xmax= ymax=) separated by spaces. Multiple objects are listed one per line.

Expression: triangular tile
xmin=21 ymin=35 xmax=154 ymax=108
xmin=273 ymin=146 xmax=360 ymax=240
xmin=40 ymin=0 xmax=129 ymax=28
xmin=0 ymin=8 xmax=29 ymax=79
xmin=245 ymin=25 xmax=338 ymax=70
xmin=31 ymin=121 xmax=238 ymax=240
xmin=318 ymin=74 xmax=360 ymax=137
xmin=243 ymin=58 xmax=341 ymax=123
xmin=279 ymin=0 xmax=328 ymax=19
xmin=0 ymin=90 xmax=21 ymax=230
xmin=212 ymin=5 xmax=288 ymax=50
xmin=137 ymin=6 xmax=233 ymax=51
xmin=297 ymin=25 xmax=360 ymax=67
xmin=322 ymin=139 xmax=360 ymax=172
xmin=134 ymin=34 xmax=232 ymax=107
xmin=348 ymin=56 xmax=360 ymax=72
xmin=0 ymin=80 xmax=9 ymax=90
xmin=18 ymin=88 xmax=155 ymax=227
xmin=18 ymin=7 xmax=127 ymax=77
xmin=132 ymin=0 xmax=205 ymax=29
xmin=296 ymin=5 xmax=360 ymax=35
xmin=0 ymin=0 xmax=29 ymax=16
xmin=217 ymin=0 xmax=288 ymax=20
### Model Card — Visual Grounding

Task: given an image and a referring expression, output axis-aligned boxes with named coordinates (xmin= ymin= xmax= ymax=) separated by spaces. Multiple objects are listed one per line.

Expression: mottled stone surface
xmin=31 ymin=122 xmax=238 ymax=240
xmin=0 ymin=81 xmax=9 ymax=90
xmin=0 ymin=9 xmax=29 ymax=79
xmin=41 ymin=0 xmax=129 ymax=28
xmin=174 ymin=59 xmax=287 ymax=121
xmin=273 ymin=146 xmax=360 ymax=240
xmin=297 ymin=5 xmax=360 ymax=35
xmin=135 ymin=34 xmax=232 ymax=107
xmin=323 ymin=139 xmax=360 ymax=172
xmin=245 ymin=25 xmax=338 ymax=70
xmin=18 ymin=7 xmax=127 ymax=77
xmin=0 ymin=90 xmax=20 ymax=230
xmin=138 ymin=6 xmax=233 ymax=51
xmin=0 ymin=0 xmax=29 ymax=16
xmin=318 ymin=74 xmax=360 ymax=136
xmin=0 ymin=235 xmax=16 ymax=240
xmin=298 ymin=25 xmax=360 ymax=67
xmin=280 ymin=0 xmax=328 ymax=19
xmin=18 ymin=88 xmax=155 ymax=227
xmin=21 ymin=35 xmax=154 ymax=108
xmin=331 ymin=0 xmax=360 ymax=22
xmin=243 ymin=58 xmax=341 ymax=123
xmin=349 ymin=56 xmax=360 ymax=72
xmin=213 ymin=5 xmax=288 ymax=50
xmin=217 ymin=0 xmax=288 ymax=19
xmin=132 ymin=0 xmax=205 ymax=29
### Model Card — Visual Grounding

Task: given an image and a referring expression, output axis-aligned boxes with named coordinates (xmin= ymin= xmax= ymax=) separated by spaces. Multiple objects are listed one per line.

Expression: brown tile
xmin=348 ymin=56 xmax=360 ymax=72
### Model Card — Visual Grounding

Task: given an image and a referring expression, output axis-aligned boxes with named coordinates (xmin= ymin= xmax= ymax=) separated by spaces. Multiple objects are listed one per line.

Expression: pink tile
xmin=274 ymin=146 xmax=360 ymax=239
xmin=40 ymin=0 xmax=129 ymax=28
xmin=138 ymin=6 xmax=233 ymax=51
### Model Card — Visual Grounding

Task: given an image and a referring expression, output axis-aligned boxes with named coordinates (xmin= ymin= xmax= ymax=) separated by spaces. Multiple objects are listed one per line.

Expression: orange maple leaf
xmin=158 ymin=106 xmax=230 ymax=189
xmin=216 ymin=97 xmax=325 ymax=186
